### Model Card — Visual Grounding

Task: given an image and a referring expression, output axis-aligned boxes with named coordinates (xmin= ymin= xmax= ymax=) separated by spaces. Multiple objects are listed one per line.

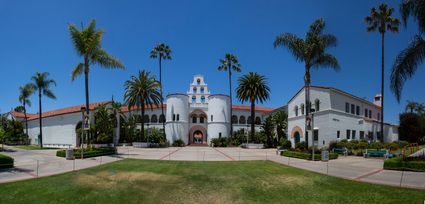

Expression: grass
xmin=0 ymin=159 xmax=424 ymax=204
xmin=14 ymin=145 xmax=58 ymax=150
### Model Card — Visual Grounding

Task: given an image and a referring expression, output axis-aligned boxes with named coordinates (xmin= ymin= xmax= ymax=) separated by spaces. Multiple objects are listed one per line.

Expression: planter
xmin=118 ymin=143 xmax=132 ymax=147
xmin=242 ymin=143 xmax=264 ymax=149
xmin=92 ymin=144 xmax=114 ymax=148
xmin=132 ymin=142 xmax=148 ymax=148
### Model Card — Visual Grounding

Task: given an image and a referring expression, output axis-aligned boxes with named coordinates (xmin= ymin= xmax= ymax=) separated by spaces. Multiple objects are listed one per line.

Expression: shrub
xmin=281 ymin=150 xmax=338 ymax=161
xmin=0 ymin=154 xmax=13 ymax=168
xmin=211 ymin=137 xmax=228 ymax=147
xmin=295 ymin=141 xmax=307 ymax=151
xmin=328 ymin=141 xmax=338 ymax=151
xmin=394 ymin=141 xmax=409 ymax=149
xmin=384 ymin=142 xmax=399 ymax=151
xmin=172 ymin=139 xmax=185 ymax=147
xmin=56 ymin=147 xmax=116 ymax=159
xmin=368 ymin=142 xmax=384 ymax=150
xmin=279 ymin=138 xmax=292 ymax=150
xmin=384 ymin=157 xmax=425 ymax=172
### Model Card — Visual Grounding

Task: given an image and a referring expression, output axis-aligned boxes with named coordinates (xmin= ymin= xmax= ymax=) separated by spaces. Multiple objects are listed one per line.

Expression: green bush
xmin=279 ymin=138 xmax=292 ymax=150
xmin=0 ymin=154 xmax=14 ymax=168
xmin=281 ymin=150 xmax=338 ymax=161
xmin=295 ymin=141 xmax=307 ymax=151
xmin=384 ymin=157 xmax=425 ymax=172
xmin=172 ymin=139 xmax=185 ymax=147
xmin=211 ymin=137 xmax=228 ymax=147
xmin=368 ymin=142 xmax=384 ymax=150
xmin=56 ymin=147 xmax=116 ymax=159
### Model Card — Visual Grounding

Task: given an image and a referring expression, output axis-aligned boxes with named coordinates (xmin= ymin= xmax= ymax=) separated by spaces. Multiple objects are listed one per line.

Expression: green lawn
xmin=0 ymin=160 xmax=424 ymax=204
xmin=14 ymin=145 xmax=58 ymax=150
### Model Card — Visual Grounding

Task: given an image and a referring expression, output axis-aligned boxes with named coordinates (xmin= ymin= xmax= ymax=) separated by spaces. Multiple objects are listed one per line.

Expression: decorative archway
xmin=189 ymin=125 xmax=207 ymax=145
xmin=290 ymin=126 xmax=304 ymax=138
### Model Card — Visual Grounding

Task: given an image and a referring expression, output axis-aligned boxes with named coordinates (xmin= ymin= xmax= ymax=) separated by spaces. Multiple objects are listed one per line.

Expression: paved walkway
xmin=1 ymin=146 xmax=425 ymax=189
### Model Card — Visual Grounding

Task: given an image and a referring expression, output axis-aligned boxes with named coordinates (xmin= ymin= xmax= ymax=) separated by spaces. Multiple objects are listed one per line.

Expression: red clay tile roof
xmin=9 ymin=111 xmax=36 ymax=119
xmin=27 ymin=101 xmax=112 ymax=121
xmin=120 ymin=104 xmax=167 ymax=113
xmin=232 ymin=105 xmax=275 ymax=112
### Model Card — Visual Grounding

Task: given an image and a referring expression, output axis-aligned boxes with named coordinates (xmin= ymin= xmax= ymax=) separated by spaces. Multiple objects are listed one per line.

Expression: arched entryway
xmin=291 ymin=126 xmax=304 ymax=145
xmin=294 ymin=132 xmax=300 ymax=144
xmin=189 ymin=125 xmax=207 ymax=145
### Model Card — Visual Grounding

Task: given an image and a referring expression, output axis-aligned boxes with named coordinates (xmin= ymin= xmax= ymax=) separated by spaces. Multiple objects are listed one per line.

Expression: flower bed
xmin=383 ymin=157 xmax=425 ymax=172
xmin=56 ymin=147 xmax=116 ymax=159
xmin=0 ymin=154 xmax=14 ymax=168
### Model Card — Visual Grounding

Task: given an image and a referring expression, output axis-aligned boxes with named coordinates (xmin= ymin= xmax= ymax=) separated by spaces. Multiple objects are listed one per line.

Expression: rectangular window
xmin=356 ymin=106 xmax=360 ymax=115
xmin=192 ymin=117 xmax=197 ymax=123
xmin=313 ymin=129 xmax=319 ymax=141
xmin=211 ymin=115 xmax=213 ymax=122
xmin=345 ymin=103 xmax=350 ymax=113
xmin=360 ymin=131 xmax=365 ymax=140
xmin=346 ymin=129 xmax=351 ymax=139
xmin=172 ymin=114 xmax=176 ymax=121
xmin=352 ymin=130 xmax=356 ymax=140
xmin=365 ymin=108 xmax=368 ymax=117
xmin=369 ymin=110 xmax=372 ymax=118
xmin=219 ymin=132 xmax=222 ymax=137
xmin=200 ymin=117 xmax=204 ymax=123
xmin=177 ymin=114 xmax=180 ymax=121
xmin=351 ymin=104 xmax=355 ymax=114
xmin=377 ymin=113 xmax=381 ymax=121
xmin=337 ymin=131 xmax=340 ymax=139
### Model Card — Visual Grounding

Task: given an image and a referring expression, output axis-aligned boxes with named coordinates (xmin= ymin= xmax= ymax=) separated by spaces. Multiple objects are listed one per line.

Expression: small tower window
xmin=201 ymin=96 xmax=205 ymax=103
xmin=177 ymin=114 xmax=180 ymax=121
xmin=294 ymin=106 xmax=298 ymax=116
xmin=197 ymin=78 xmax=201 ymax=85
xmin=200 ymin=117 xmax=204 ymax=123
xmin=301 ymin=104 xmax=305 ymax=115
xmin=211 ymin=115 xmax=213 ymax=122
xmin=192 ymin=96 xmax=196 ymax=103
xmin=193 ymin=87 xmax=197 ymax=93
xmin=192 ymin=116 xmax=197 ymax=123
xmin=200 ymin=87 xmax=204 ymax=94
xmin=315 ymin=99 xmax=320 ymax=112
xmin=173 ymin=114 xmax=176 ymax=121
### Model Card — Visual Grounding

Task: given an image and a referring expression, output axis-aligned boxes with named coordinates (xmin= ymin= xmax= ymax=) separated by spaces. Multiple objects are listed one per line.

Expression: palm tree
xmin=405 ymin=100 xmax=418 ymax=113
xmin=30 ymin=72 xmax=56 ymax=148
xmin=274 ymin=18 xmax=339 ymax=145
xmin=18 ymin=84 xmax=33 ymax=136
xmin=391 ymin=0 xmax=425 ymax=102
xmin=236 ymin=72 xmax=270 ymax=141
xmin=218 ymin=53 xmax=241 ymax=136
xmin=69 ymin=19 xmax=124 ymax=117
xmin=150 ymin=43 xmax=172 ymax=134
xmin=365 ymin=3 xmax=400 ymax=141
xmin=124 ymin=70 xmax=162 ymax=141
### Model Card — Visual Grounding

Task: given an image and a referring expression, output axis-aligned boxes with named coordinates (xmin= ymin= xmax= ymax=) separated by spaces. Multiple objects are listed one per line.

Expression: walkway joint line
xmin=159 ymin=148 xmax=181 ymax=160
xmin=213 ymin=148 xmax=234 ymax=161
xmin=354 ymin=168 xmax=384 ymax=180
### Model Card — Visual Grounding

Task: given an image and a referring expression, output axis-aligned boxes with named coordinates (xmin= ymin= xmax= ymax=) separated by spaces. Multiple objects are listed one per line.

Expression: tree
xmin=218 ymin=53 xmax=241 ymax=136
xmin=261 ymin=116 xmax=275 ymax=148
xmin=272 ymin=110 xmax=288 ymax=141
xmin=236 ymin=72 xmax=270 ymax=142
xmin=69 ymin=19 xmax=124 ymax=118
xmin=365 ymin=3 xmax=400 ymax=141
xmin=18 ymin=83 xmax=33 ymax=136
xmin=0 ymin=128 xmax=5 ymax=151
xmin=150 ymin=43 xmax=171 ymax=134
xmin=29 ymin=72 xmax=56 ymax=148
xmin=93 ymin=104 xmax=114 ymax=144
xmin=274 ymin=18 xmax=340 ymax=146
xmin=391 ymin=0 xmax=425 ymax=103
xmin=124 ymin=70 xmax=162 ymax=141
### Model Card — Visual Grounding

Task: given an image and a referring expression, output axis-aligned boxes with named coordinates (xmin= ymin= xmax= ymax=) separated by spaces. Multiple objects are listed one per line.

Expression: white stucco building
xmin=8 ymin=75 xmax=273 ymax=147
xmin=287 ymin=86 xmax=399 ymax=148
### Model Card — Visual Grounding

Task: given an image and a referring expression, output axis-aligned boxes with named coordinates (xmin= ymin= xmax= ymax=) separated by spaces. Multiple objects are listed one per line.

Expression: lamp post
xmin=80 ymin=107 xmax=86 ymax=159
xmin=147 ymin=123 xmax=150 ymax=148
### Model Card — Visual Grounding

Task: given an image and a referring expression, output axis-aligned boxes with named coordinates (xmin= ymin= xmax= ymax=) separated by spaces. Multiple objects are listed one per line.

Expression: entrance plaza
xmin=0 ymin=146 xmax=424 ymax=189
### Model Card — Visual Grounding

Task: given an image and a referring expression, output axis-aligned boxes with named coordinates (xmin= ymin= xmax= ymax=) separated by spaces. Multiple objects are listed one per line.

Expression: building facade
xmin=287 ymin=86 xmax=399 ymax=148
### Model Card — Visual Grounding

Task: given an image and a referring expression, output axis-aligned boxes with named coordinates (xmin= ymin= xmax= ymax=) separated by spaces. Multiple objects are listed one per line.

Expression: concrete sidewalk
xmin=1 ymin=146 xmax=425 ymax=189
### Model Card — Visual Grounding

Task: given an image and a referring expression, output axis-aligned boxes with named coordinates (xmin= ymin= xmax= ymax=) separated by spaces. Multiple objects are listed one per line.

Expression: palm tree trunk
xmin=250 ymin=99 xmax=255 ymax=142
xmin=228 ymin=66 xmax=233 ymax=136
xmin=380 ymin=33 xmax=385 ymax=142
xmin=38 ymin=90 xmax=43 ymax=148
xmin=23 ymin=100 xmax=28 ymax=136
xmin=84 ymin=57 xmax=90 ymax=116
xmin=159 ymin=56 xmax=166 ymax=136
xmin=304 ymin=65 xmax=311 ymax=147
xmin=140 ymin=102 xmax=145 ymax=142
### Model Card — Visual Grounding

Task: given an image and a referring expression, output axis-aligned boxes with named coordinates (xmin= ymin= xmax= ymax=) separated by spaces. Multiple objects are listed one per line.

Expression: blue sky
xmin=0 ymin=0 xmax=422 ymax=124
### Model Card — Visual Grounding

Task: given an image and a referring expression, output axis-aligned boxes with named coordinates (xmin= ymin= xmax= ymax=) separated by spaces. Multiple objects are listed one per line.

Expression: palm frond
xmin=71 ymin=63 xmax=84 ymax=81
xmin=312 ymin=54 xmax=340 ymax=70
xmin=274 ymin=33 xmax=305 ymax=62
xmin=391 ymin=35 xmax=425 ymax=102
xmin=92 ymin=48 xmax=125 ymax=69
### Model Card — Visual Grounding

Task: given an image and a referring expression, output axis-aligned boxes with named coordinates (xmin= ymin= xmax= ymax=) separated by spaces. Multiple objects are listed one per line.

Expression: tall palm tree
xmin=124 ymin=70 xmax=162 ymax=141
xmin=150 ymin=43 xmax=172 ymax=134
xmin=236 ymin=72 xmax=270 ymax=141
xmin=218 ymin=53 xmax=241 ymax=136
xmin=365 ymin=3 xmax=400 ymax=141
xmin=405 ymin=100 xmax=418 ymax=113
xmin=18 ymin=84 xmax=33 ymax=136
xmin=30 ymin=72 xmax=56 ymax=148
xmin=391 ymin=0 xmax=425 ymax=102
xmin=69 ymin=19 xmax=124 ymax=117
xmin=274 ymin=18 xmax=339 ymax=145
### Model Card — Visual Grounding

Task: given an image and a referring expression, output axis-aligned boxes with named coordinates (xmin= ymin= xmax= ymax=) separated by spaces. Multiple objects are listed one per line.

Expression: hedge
xmin=383 ymin=157 xmax=425 ymax=172
xmin=56 ymin=147 xmax=116 ymax=159
xmin=0 ymin=154 xmax=14 ymax=168
xmin=281 ymin=150 xmax=338 ymax=161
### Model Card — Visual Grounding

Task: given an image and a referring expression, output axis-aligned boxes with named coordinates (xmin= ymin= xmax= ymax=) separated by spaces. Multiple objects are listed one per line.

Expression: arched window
xmin=201 ymin=96 xmax=205 ymax=103
xmin=197 ymin=78 xmax=201 ymax=85
xmin=159 ymin=114 xmax=165 ymax=123
xmin=255 ymin=117 xmax=261 ymax=125
xmin=192 ymin=116 xmax=197 ymax=123
xmin=193 ymin=87 xmax=197 ymax=93
xmin=151 ymin=115 xmax=158 ymax=123
xmin=315 ymin=99 xmax=320 ymax=112
xmin=294 ymin=106 xmax=299 ymax=116
xmin=200 ymin=87 xmax=204 ymax=94
xmin=143 ymin=115 xmax=150 ymax=123
xmin=247 ymin=116 xmax=252 ymax=124
xmin=239 ymin=116 xmax=246 ymax=124
xmin=192 ymin=96 xmax=196 ymax=103
xmin=301 ymin=104 xmax=305 ymax=115
xmin=232 ymin=115 xmax=238 ymax=124
xmin=200 ymin=117 xmax=204 ymax=123
xmin=176 ymin=114 xmax=180 ymax=121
